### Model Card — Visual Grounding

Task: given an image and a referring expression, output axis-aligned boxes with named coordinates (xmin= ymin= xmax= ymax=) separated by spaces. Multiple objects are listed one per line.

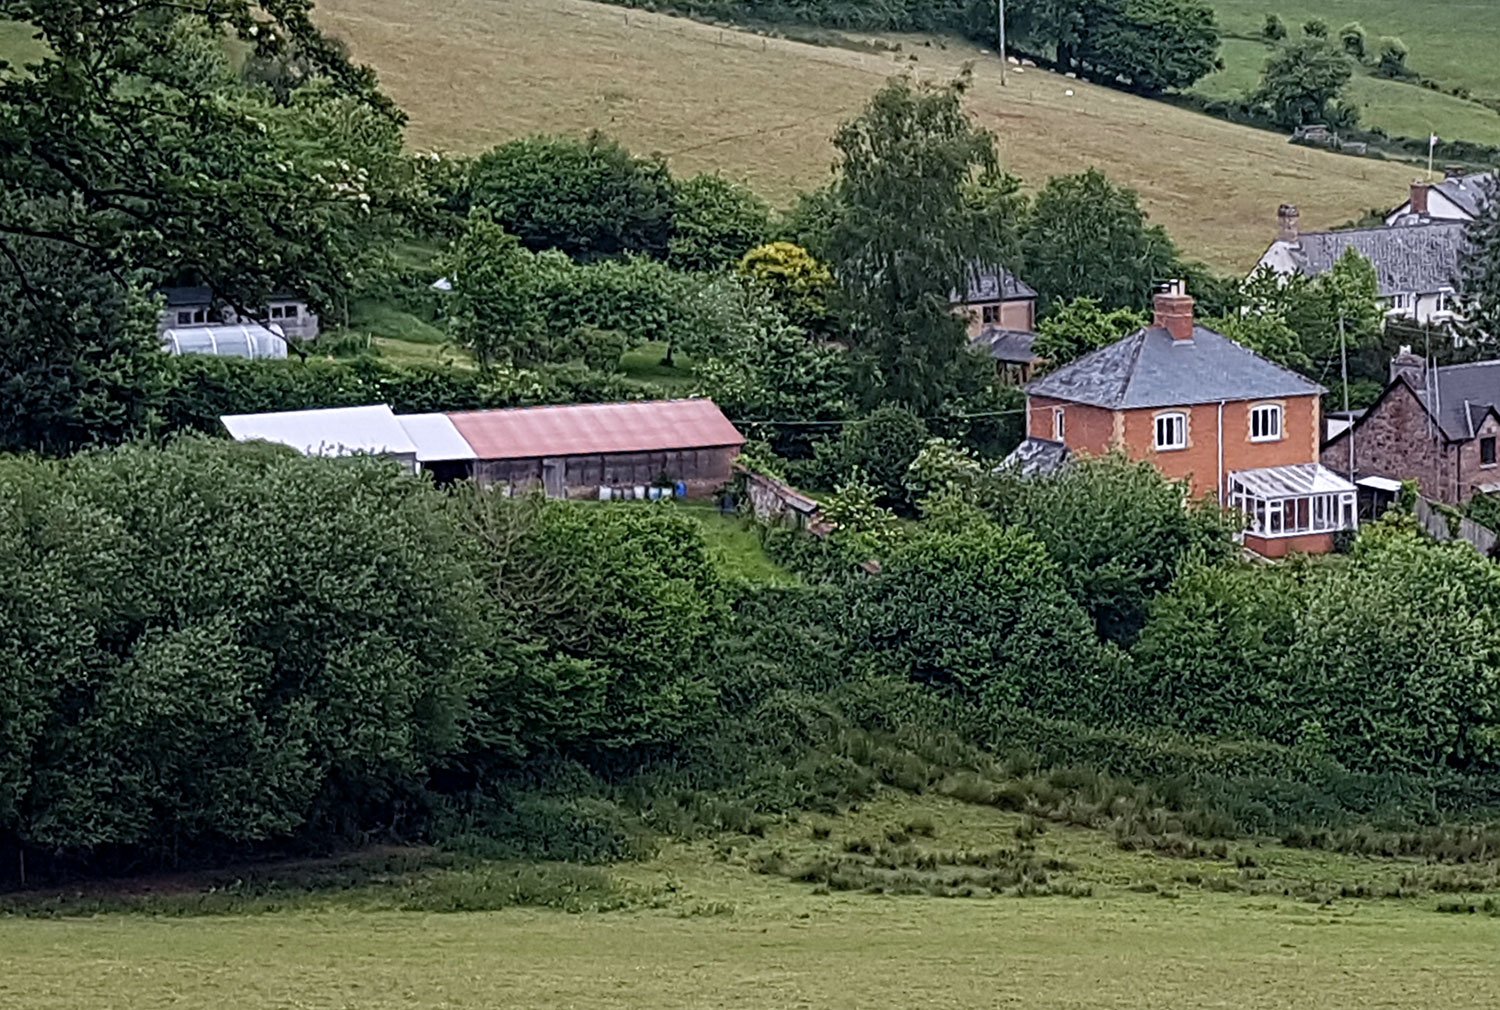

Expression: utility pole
xmin=997 ymin=0 xmax=1007 ymax=85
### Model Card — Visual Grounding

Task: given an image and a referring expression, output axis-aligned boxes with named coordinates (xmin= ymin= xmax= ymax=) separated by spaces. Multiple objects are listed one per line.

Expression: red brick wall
xmin=1117 ymin=395 xmax=1323 ymax=499
xmin=1245 ymin=532 xmax=1335 ymax=558
xmin=1320 ymin=381 xmax=1459 ymax=502
xmin=1027 ymin=396 xmax=1118 ymax=455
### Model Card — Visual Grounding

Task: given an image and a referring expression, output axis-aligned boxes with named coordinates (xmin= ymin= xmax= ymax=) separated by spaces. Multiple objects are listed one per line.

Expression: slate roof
xmin=952 ymin=263 xmax=1037 ymax=304
xmin=446 ymin=399 xmax=744 ymax=461
xmin=999 ymin=438 xmax=1072 ymax=478
xmin=971 ymin=326 xmax=1040 ymax=364
xmin=161 ymin=285 xmax=213 ymax=307
xmin=1407 ymin=359 xmax=1500 ymax=442
xmin=1276 ymin=221 xmax=1467 ymax=296
xmin=1025 ymin=324 xmax=1324 ymax=410
xmin=1433 ymin=173 xmax=1494 ymax=219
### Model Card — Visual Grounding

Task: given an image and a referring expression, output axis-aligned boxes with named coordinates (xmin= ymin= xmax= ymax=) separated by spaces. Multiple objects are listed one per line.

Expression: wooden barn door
xmin=542 ymin=457 xmax=566 ymax=498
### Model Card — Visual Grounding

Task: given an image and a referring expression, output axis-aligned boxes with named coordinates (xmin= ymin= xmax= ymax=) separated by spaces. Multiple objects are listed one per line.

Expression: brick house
xmin=1014 ymin=282 xmax=1358 ymax=557
xmin=1321 ymin=349 xmax=1500 ymax=506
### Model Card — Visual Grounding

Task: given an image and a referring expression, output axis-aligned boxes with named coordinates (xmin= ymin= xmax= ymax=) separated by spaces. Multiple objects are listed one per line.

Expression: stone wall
xmin=1321 ymin=381 xmax=1458 ymax=502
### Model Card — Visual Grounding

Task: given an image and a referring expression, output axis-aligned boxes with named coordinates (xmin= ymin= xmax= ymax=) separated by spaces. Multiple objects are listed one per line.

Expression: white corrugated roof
xmin=396 ymin=413 xmax=477 ymax=462
xmin=1231 ymin=463 xmax=1357 ymax=498
xmin=221 ymin=405 xmax=417 ymax=458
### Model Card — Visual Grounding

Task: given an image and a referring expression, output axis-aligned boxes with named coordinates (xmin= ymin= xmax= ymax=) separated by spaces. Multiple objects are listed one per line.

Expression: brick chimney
xmin=1277 ymin=204 xmax=1300 ymax=244
xmin=1154 ymin=280 xmax=1195 ymax=342
xmin=1410 ymin=180 xmax=1430 ymax=217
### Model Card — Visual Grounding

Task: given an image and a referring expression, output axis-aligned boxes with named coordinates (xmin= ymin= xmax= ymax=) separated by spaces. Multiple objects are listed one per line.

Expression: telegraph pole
xmin=997 ymin=0 xmax=1008 ymax=85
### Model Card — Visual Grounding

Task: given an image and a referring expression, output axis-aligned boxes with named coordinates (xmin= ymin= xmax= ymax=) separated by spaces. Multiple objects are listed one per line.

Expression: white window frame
xmin=1250 ymin=403 xmax=1283 ymax=443
xmin=1154 ymin=411 xmax=1187 ymax=452
xmin=1052 ymin=406 xmax=1066 ymax=441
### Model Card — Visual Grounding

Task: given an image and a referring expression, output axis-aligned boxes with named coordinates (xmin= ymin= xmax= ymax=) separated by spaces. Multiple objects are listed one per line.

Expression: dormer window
xmin=1154 ymin=411 xmax=1187 ymax=451
xmin=981 ymin=305 xmax=1000 ymax=324
xmin=1251 ymin=403 xmax=1283 ymax=442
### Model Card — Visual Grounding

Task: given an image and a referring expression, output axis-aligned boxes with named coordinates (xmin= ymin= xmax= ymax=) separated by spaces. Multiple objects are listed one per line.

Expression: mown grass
xmin=6 ymin=787 xmax=1500 ymax=1009
xmin=314 ymin=0 xmax=1415 ymax=270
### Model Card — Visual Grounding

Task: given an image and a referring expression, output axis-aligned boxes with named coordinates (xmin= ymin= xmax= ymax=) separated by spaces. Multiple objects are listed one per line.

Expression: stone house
xmin=1253 ymin=202 xmax=1467 ymax=326
xmin=1010 ymin=281 xmax=1357 ymax=557
xmin=1321 ymin=349 xmax=1500 ymax=506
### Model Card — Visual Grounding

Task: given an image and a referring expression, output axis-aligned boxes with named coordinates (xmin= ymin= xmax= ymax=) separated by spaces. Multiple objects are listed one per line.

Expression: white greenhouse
xmin=161 ymin=323 xmax=288 ymax=360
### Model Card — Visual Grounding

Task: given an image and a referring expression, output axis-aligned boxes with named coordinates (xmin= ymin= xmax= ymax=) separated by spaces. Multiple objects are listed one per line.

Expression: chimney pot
xmin=1153 ymin=280 xmax=1195 ymax=342
xmin=1390 ymin=347 xmax=1427 ymax=387
xmin=1410 ymin=180 xmax=1430 ymax=217
xmin=1277 ymin=203 xmax=1300 ymax=244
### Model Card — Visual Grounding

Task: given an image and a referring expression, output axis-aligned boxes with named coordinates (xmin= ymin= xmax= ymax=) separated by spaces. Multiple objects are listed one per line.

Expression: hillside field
xmin=313 ymin=0 xmax=1415 ymax=271
xmin=4 ymin=791 xmax=1500 ymax=1009
xmin=1197 ymin=0 xmax=1500 ymax=147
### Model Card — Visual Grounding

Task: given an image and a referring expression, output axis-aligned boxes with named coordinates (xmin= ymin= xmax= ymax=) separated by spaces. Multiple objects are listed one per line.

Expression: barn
xmin=446 ymin=399 xmax=744 ymax=499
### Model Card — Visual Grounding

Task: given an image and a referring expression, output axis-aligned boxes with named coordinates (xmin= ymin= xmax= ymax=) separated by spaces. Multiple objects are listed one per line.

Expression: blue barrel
xmin=674 ymin=481 xmax=688 ymax=498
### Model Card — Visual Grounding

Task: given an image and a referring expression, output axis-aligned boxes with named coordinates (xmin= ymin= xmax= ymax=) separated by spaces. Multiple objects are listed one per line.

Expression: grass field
xmin=1196 ymin=36 xmax=1500 ymax=147
xmin=4 ymin=791 xmax=1500 ymax=1009
xmin=1211 ymin=0 xmax=1500 ymax=100
xmin=313 ymin=0 xmax=1416 ymax=271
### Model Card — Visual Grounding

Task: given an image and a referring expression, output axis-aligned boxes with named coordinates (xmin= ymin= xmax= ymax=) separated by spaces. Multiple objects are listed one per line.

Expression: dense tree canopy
xmin=827 ymin=73 xmax=1016 ymax=411
xmin=668 ymin=174 xmax=774 ymax=273
xmin=1021 ymin=169 xmax=1180 ymax=311
xmin=0 ymin=0 xmax=410 ymax=454
xmin=468 ymin=134 xmax=677 ymax=262
xmin=1252 ymin=38 xmax=1356 ymax=129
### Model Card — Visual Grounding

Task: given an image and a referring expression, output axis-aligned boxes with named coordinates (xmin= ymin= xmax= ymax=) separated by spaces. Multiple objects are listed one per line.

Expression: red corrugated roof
xmin=446 ymin=399 xmax=744 ymax=460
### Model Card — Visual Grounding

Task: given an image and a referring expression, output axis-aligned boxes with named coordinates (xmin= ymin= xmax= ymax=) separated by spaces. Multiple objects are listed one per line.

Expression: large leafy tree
xmin=1077 ymin=0 xmax=1222 ymax=95
xmin=1032 ymin=297 xmax=1147 ymax=368
xmin=1251 ymin=38 xmax=1356 ymax=129
xmin=669 ymin=174 xmax=773 ymax=273
xmin=0 ymin=1 xmax=409 ymax=453
xmin=827 ymin=72 xmax=1017 ymax=411
xmin=1021 ymin=169 xmax=1180 ymax=311
xmin=468 ymin=133 xmax=677 ymax=262
xmin=445 ymin=211 xmax=546 ymax=367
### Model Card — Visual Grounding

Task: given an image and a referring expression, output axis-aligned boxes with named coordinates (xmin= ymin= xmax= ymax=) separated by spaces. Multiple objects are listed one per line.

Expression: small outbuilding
xmin=447 ymin=399 xmax=744 ymax=499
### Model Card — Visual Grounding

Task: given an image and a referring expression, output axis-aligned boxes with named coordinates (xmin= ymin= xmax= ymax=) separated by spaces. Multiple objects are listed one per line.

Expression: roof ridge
xmin=1300 ymin=220 xmax=1468 ymax=240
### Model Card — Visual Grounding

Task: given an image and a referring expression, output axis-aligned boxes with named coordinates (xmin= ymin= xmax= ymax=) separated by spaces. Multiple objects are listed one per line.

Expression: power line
xmin=732 ymin=407 xmax=1028 ymax=427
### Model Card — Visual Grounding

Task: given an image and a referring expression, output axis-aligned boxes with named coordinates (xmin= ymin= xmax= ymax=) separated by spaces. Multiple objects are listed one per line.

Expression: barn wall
xmin=471 ymin=446 xmax=739 ymax=499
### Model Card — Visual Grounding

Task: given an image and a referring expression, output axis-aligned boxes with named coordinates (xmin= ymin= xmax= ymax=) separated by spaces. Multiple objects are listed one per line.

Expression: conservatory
xmin=161 ymin=323 xmax=288 ymax=360
xmin=1226 ymin=463 xmax=1358 ymax=557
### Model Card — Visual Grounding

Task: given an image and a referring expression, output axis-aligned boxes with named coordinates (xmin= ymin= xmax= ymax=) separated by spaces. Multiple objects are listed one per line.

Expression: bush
xmin=1261 ymin=13 xmax=1287 ymax=42
xmin=1374 ymin=36 xmax=1410 ymax=79
xmin=469 ymin=133 xmax=676 ymax=261
xmin=1302 ymin=17 xmax=1328 ymax=38
xmin=0 ymin=440 xmax=484 ymax=876
xmin=850 ymin=519 xmax=1108 ymax=714
xmin=803 ymin=405 xmax=930 ymax=511
xmin=1338 ymin=21 xmax=1366 ymax=60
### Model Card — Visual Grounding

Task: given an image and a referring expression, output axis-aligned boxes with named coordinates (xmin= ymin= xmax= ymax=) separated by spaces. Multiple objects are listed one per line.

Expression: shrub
xmin=1374 ymin=36 xmax=1410 ymax=79
xmin=1338 ymin=21 xmax=1366 ymax=60
xmin=1302 ymin=17 xmax=1328 ymax=38
xmin=737 ymin=241 xmax=835 ymax=334
xmin=1261 ymin=13 xmax=1287 ymax=42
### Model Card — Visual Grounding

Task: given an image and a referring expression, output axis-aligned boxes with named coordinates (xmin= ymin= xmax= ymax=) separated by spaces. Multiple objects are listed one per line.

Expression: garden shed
xmin=446 ymin=399 xmax=744 ymax=499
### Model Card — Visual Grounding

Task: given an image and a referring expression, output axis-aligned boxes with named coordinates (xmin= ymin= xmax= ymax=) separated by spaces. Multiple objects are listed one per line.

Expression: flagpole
xmin=1428 ymin=132 xmax=1437 ymax=180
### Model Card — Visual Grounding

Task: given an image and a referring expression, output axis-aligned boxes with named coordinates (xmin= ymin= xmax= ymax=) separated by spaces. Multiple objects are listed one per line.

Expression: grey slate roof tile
xmin=1280 ymin=221 xmax=1467 ymax=296
xmin=952 ymin=263 xmax=1037 ymax=303
xmin=970 ymin=326 xmax=1039 ymax=364
xmin=1025 ymin=325 xmax=1324 ymax=410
